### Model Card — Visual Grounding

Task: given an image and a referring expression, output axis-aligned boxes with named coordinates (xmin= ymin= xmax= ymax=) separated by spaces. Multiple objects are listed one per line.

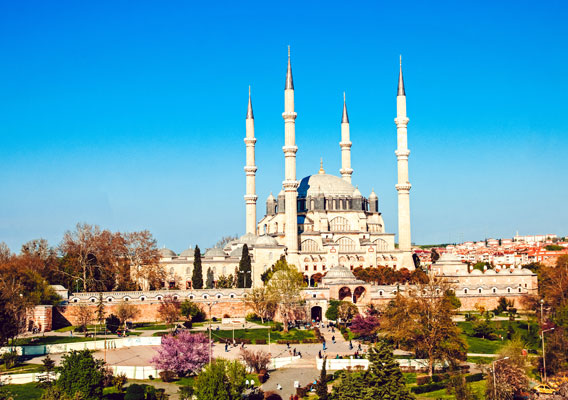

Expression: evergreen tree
xmin=206 ymin=267 xmax=214 ymax=289
xmin=56 ymin=350 xmax=106 ymax=400
xmin=237 ymin=245 xmax=252 ymax=288
xmin=316 ymin=356 xmax=329 ymax=400
xmin=330 ymin=341 xmax=413 ymax=400
xmin=95 ymin=292 xmax=105 ymax=327
xmin=192 ymin=245 xmax=203 ymax=289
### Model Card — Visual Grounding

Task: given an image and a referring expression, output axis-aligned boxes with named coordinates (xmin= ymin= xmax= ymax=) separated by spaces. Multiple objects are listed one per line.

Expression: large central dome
xmin=297 ymin=173 xmax=356 ymax=198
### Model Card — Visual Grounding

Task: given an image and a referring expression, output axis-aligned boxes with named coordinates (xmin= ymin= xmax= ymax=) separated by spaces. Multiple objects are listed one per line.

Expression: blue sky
xmin=1 ymin=0 xmax=566 ymax=253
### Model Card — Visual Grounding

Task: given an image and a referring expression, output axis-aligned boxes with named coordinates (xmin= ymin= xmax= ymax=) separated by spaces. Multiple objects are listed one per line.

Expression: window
xmin=478 ymin=288 xmax=482 ymax=294
xmin=305 ymin=265 xmax=308 ymax=271
xmin=90 ymin=298 xmax=95 ymax=303
xmin=312 ymin=294 xmax=316 ymax=298
xmin=379 ymin=291 xmax=384 ymax=296
xmin=217 ymin=294 xmax=222 ymax=299
xmin=492 ymin=288 xmax=496 ymax=293
xmin=336 ymin=237 xmax=356 ymax=252
xmin=313 ymin=265 xmax=317 ymax=271
xmin=322 ymin=265 xmax=326 ymax=271
xmin=464 ymin=289 xmax=468 ymax=294
xmin=518 ymin=288 xmax=522 ymax=293
xmin=73 ymin=298 xmax=79 ymax=303
xmin=507 ymin=288 xmax=511 ymax=293
xmin=373 ymin=238 xmax=388 ymax=250
xmin=301 ymin=239 xmax=320 ymax=252
xmin=330 ymin=217 xmax=350 ymax=232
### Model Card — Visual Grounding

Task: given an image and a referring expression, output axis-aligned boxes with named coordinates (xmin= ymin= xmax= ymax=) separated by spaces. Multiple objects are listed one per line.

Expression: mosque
xmin=154 ymin=48 xmax=414 ymax=290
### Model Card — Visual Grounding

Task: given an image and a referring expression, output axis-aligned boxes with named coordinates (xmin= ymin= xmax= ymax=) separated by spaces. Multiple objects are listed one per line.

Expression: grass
xmin=461 ymin=335 xmax=504 ymax=354
xmin=467 ymin=356 xmax=495 ymax=364
xmin=12 ymin=332 xmax=141 ymax=346
xmin=0 ymin=363 xmax=44 ymax=375
xmin=210 ymin=328 xmax=317 ymax=344
xmin=0 ymin=383 xmax=44 ymax=400
xmin=414 ymin=379 xmax=486 ymax=399
xmin=134 ymin=323 xmax=170 ymax=331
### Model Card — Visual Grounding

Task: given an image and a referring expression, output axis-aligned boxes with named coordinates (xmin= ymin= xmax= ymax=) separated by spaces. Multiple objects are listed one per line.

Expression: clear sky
xmin=1 ymin=0 xmax=566 ymax=253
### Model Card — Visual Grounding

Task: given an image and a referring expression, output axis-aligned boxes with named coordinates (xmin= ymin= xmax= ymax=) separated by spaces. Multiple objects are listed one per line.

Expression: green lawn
xmin=0 ymin=363 xmax=44 ymax=375
xmin=467 ymin=356 xmax=495 ymax=364
xmin=210 ymin=328 xmax=317 ymax=344
xmin=12 ymin=332 xmax=140 ymax=347
xmin=0 ymin=383 xmax=44 ymax=400
xmin=414 ymin=380 xmax=486 ymax=399
xmin=456 ymin=320 xmax=540 ymax=354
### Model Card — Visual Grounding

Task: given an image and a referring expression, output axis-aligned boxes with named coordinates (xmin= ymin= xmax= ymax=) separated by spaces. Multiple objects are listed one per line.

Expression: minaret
xmin=340 ymin=92 xmax=353 ymax=183
xmin=244 ymin=86 xmax=258 ymax=235
xmin=395 ymin=56 xmax=413 ymax=269
xmin=282 ymin=46 xmax=299 ymax=257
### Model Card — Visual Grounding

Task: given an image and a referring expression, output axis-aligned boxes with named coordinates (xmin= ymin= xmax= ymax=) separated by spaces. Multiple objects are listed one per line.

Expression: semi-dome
xmin=238 ymin=233 xmax=258 ymax=247
xmin=159 ymin=248 xmax=176 ymax=258
xmin=255 ymin=235 xmax=279 ymax=247
xmin=204 ymin=247 xmax=226 ymax=258
xmin=297 ymin=174 xmax=356 ymax=198
xmin=321 ymin=265 xmax=365 ymax=285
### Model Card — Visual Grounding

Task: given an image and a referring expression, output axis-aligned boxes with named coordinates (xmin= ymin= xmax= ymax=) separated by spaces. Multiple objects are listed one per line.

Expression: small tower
xmin=244 ymin=86 xmax=258 ymax=235
xmin=369 ymin=189 xmax=378 ymax=213
xmin=277 ymin=189 xmax=285 ymax=214
xmin=340 ymin=92 xmax=353 ymax=183
xmin=266 ymin=193 xmax=276 ymax=216
xmin=352 ymin=186 xmax=362 ymax=210
xmin=395 ymin=56 xmax=413 ymax=269
xmin=282 ymin=46 xmax=299 ymax=257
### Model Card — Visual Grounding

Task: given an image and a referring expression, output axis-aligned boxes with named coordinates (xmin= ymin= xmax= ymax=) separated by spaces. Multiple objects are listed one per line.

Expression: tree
xmin=244 ymin=287 xmax=276 ymax=323
xmin=115 ymin=302 xmax=140 ymax=329
xmin=37 ymin=355 xmax=56 ymax=387
xmin=260 ymin=255 xmax=288 ymax=284
xmin=214 ymin=235 xmax=238 ymax=249
xmin=485 ymin=359 xmax=528 ymax=400
xmin=330 ymin=341 xmax=413 ymax=400
xmin=337 ymin=302 xmax=359 ymax=325
xmin=494 ymin=297 xmax=509 ymax=315
xmin=150 ymin=331 xmax=209 ymax=377
xmin=194 ymin=359 xmax=246 ymax=400
xmin=216 ymin=275 xmax=234 ymax=289
xmin=73 ymin=305 xmax=93 ymax=333
xmin=315 ymin=356 xmax=328 ymax=400
xmin=0 ymin=294 xmax=21 ymax=346
xmin=180 ymin=299 xmax=206 ymax=322
xmin=95 ymin=293 xmax=105 ymax=327
xmin=325 ymin=300 xmax=341 ymax=321
xmin=192 ymin=246 xmax=203 ymax=289
xmin=237 ymin=245 xmax=252 ymax=288
xmin=446 ymin=373 xmax=478 ymax=400
xmin=56 ymin=350 xmax=106 ymax=400
xmin=472 ymin=318 xmax=495 ymax=339
xmin=381 ymin=277 xmax=467 ymax=376
xmin=265 ymin=259 xmax=304 ymax=332
xmin=0 ymin=242 xmax=11 ymax=263
xmin=350 ymin=313 xmax=380 ymax=338
xmin=206 ymin=267 xmax=214 ymax=289
xmin=157 ymin=296 xmax=181 ymax=329
xmin=105 ymin=314 xmax=121 ymax=334
xmin=240 ymin=349 xmax=271 ymax=373
xmin=124 ymin=231 xmax=162 ymax=291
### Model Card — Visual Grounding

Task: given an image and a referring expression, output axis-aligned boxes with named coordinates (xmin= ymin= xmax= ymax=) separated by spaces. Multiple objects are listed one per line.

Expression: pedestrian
xmin=358 ymin=343 xmax=362 ymax=351
xmin=277 ymin=383 xmax=282 ymax=390
xmin=293 ymin=348 xmax=297 ymax=356
xmin=332 ymin=335 xmax=336 ymax=344
xmin=349 ymin=340 xmax=353 ymax=350
xmin=298 ymin=351 xmax=302 ymax=358
xmin=318 ymin=350 xmax=322 ymax=359
xmin=225 ymin=343 xmax=228 ymax=352
xmin=322 ymin=340 xmax=326 ymax=350
xmin=287 ymin=341 xmax=290 ymax=349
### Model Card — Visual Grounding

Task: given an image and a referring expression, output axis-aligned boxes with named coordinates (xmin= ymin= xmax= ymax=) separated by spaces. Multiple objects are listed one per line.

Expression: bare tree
xmin=73 ymin=305 xmax=94 ymax=334
xmin=266 ymin=260 xmax=304 ymax=332
xmin=0 ymin=242 xmax=11 ymax=263
xmin=244 ymin=287 xmax=276 ymax=323
xmin=124 ymin=231 xmax=163 ymax=290
xmin=158 ymin=296 xmax=181 ymax=330
xmin=115 ymin=302 xmax=140 ymax=330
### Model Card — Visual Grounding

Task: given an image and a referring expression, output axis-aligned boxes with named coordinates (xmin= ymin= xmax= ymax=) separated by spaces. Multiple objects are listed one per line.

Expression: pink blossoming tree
xmin=350 ymin=313 xmax=380 ymax=338
xmin=150 ymin=331 xmax=209 ymax=376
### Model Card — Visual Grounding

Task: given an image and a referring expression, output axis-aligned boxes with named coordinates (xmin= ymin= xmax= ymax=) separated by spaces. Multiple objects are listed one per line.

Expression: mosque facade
xmin=153 ymin=49 xmax=414 ymax=290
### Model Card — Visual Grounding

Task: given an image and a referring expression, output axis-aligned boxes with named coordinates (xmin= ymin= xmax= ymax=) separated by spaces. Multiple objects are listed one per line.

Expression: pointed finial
xmin=285 ymin=46 xmax=294 ymax=90
xmin=319 ymin=158 xmax=325 ymax=174
xmin=342 ymin=92 xmax=349 ymax=123
xmin=397 ymin=55 xmax=406 ymax=96
xmin=246 ymin=85 xmax=254 ymax=119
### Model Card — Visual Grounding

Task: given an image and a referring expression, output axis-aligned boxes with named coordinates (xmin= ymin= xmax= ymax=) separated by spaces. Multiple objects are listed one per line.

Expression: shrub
xmin=271 ymin=322 xmax=283 ymax=331
xmin=258 ymin=369 xmax=269 ymax=383
xmin=431 ymin=373 xmax=449 ymax=383
xmin=465 ymin=372 xmax=484 ymax=383
xmin=1 ymin=352 xmax=19 ymax=369
xmin=255 ymin=339 xmax=266 ymax=345
xmin=246 ymin=313 xmax=260 ymax=322
xmin=113 ymin=373 xmax=128 ymax=391
xmin=159 ymin=370 xmax=176 ymax=382
xmin=106 ymin=314 xmax=121 ymax=334
xmin=411 ymin=382 xmax=446 ymax=394
xmin=240 ymin=348 xmax=271 ymax=373
xmin=223 ymin=313 xmax=231 ymax=318
xmin=125 ymin=383 xmax=146 ymax=400
xmin=182 ymin=321 xmax=192 ymax=329
xmin=416 ymin=375 xmax=431 ymax=385
xmin=74 ymin=325 xmax=87 ymax=333
xmin=56 ymin=349 xmax=106 ymax=400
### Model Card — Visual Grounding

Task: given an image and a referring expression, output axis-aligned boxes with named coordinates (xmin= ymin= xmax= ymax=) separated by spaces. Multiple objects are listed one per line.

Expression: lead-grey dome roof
xmin=159 ymin=248 xmax=176 ymax=258
xmin=204 ymin=247 xmax=226 ymax=258
xmin=180 ymin=248 xmax=194 ymax=257
xmin=255 ymin=235 xmax=279 ymax=247
xmin=238 ymin=233 xmax=258 ymax=247
xmin=297 ymin=174 xmax=356 ymax=198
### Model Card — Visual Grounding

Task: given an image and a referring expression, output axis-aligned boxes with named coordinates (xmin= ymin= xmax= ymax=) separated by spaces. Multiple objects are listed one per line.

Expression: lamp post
xmin=541 ymin=327 xmax=555 ymax=382
xmin=207 ymin=301 xmax=218 ymax=365
xmin=540 ymin=299 xmax=544 ymax=325
xmin=492 ymin=357 xmax=509 ymax=400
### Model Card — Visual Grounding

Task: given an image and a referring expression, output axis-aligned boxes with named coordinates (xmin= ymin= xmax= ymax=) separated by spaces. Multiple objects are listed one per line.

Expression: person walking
xmin=332 ymin=335 xmax=336 ymax=344
xmin=323 ymin=340 xmax=327 ymax=351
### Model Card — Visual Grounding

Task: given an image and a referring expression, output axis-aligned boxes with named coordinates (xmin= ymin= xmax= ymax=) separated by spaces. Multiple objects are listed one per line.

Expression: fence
xmin=316 ymin=357 xmax=439 ymax=371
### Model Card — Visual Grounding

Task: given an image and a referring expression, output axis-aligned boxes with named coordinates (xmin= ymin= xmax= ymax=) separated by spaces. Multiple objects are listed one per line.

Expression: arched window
xmin=301 ymin=239 xmax=320 ymax=252
xmin=263 ymin=224 xmax=267 ymax=234
xmin=336 ymin=237 xmax=356 ymax=252
xmin=274 ymin=222 xmax=278 ymax=233
xmin=330 ymin=217 xmax=351 ymax=232
xmin=464 ymin=288 xmax=468 ymax=294
xmin=373 ymin=238 xmax=388 ymax=251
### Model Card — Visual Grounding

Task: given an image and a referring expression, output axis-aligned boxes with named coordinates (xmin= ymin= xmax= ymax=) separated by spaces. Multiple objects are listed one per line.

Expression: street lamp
xmin=492 ymin=357 xmax=509 ymax=400
xmin=540 ymin=299 xmax=545 ymax=325
xmin=206 ymin=301 xmax=218 ymax=365
xmin=541 ymin=327 xmax=555 ymax=382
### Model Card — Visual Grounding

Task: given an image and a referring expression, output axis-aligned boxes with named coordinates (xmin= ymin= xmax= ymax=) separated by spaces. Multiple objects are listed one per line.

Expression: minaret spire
xmin=285 ymin=45 xmax=294 ymax=90
xmin=282 ymin=46 xmax=299 ymax=259
xmin=246 ymin=85 xmax=254 ymax=120
xmin=395 ymin=56 xmax=413 ymax=269
xmin=397 ymin=55 xmax=405 ymax=96
xmin=244 ymin=86 xmax=258 ymax=235
xmin=340 ymin=92 xmax=353 ymax=183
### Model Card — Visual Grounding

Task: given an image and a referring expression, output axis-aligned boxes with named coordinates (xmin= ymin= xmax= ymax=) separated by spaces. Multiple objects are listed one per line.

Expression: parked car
xmin=533 ymin=384 xmax=555 ymax=394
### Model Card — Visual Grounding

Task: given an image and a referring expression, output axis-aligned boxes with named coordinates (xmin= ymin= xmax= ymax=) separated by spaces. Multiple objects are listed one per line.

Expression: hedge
xmin=466 ymin=372 xmax=484 ymax=383
xmin=411 ymin=382 xmax=446 ymax=394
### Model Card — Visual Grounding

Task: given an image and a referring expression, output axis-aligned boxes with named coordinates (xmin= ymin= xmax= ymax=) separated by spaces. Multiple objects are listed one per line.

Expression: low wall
xmin=0 ymin=336 xmax=162 ymax=356
xmin=316 ymin=357 xmax=442 ymax=372
xmin=270 ymin=356 xmax=300 ymax=370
